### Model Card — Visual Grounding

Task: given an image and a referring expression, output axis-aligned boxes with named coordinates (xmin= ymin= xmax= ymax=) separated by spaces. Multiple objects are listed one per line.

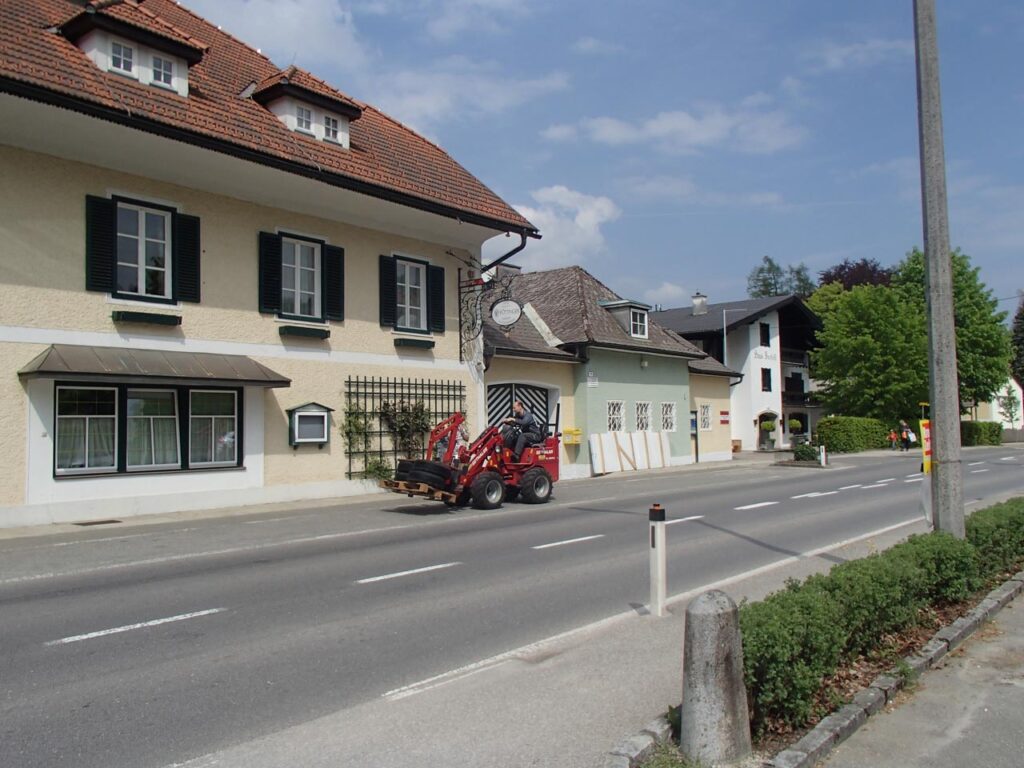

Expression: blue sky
xmin=187 ymin=0 xmax=1024 ymax=313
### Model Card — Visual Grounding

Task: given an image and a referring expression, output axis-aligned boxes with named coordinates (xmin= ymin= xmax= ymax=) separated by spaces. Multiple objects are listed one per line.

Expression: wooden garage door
xmin=487 ymin=384 xmax=550 ymax=429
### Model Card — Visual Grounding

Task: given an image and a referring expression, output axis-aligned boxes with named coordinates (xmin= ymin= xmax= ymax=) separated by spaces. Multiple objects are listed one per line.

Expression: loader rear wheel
xmin=470 ymin=471 xmax=505 ymax=510
xmin=519 ymin=467 xmax=552 ymax=504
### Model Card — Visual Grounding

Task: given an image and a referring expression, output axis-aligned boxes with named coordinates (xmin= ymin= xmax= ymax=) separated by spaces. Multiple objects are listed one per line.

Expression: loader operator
xmin=503 ymin=400 xmax=542 ymax=462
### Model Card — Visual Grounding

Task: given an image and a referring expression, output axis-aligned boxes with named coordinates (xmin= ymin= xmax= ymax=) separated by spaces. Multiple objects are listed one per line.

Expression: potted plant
xmin=760 ymin=420 xmax=777 ymax=450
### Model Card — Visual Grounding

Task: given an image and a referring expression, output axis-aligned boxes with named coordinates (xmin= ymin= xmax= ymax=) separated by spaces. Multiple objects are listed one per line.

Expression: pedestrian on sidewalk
xmin=889 ymin=428 xmax=899 ymax=450
xmin=899 ymin=420 xmax=911 ymax=452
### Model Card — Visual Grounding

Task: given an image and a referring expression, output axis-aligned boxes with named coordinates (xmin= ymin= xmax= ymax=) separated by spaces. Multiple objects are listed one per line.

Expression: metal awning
xmin=18 ymin=344 xmax=291 ymax=388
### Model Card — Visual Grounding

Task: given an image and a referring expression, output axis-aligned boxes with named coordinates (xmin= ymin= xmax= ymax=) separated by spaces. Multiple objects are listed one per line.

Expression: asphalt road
xmin=1 ymin=447 xmax=1022 ymax=768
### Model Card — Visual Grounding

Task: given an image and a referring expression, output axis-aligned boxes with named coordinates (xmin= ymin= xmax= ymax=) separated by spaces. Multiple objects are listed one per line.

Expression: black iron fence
xmin=343 ymin=376 xmax=466 ymax=479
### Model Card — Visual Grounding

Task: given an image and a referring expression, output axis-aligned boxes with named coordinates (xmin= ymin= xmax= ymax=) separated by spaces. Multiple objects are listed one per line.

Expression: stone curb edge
xmin=605 ymin=570 xmax=1024 ymax=768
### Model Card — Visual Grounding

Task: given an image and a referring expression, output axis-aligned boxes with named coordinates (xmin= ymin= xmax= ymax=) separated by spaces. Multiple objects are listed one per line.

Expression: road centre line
xmin=968 ymin=462 xmax=985 ymax=467
xmin=532 ymin=535 xmax=605 ymax=550
xmin=356 ymin=562 xmax=461 ymax=584
xmin=665 ymin=515 xmax=704 ymax=525
xmin=905 ymin=473 xmax=923 ymax=478
xmin=877 ymin=478 xmax=896 ymax=483
xmin=45 ymin=608 xmax=225 ymax=646
xmin=905 ymin=478 xmax=923 ymax=483
xmin=861 ymin=484 xmax=887 ymax=489
xmin=791 ymin=492 xmax=819 ymax=499
xmin=1001 ymin=456 xmax=1016 ymax=461
xmin=839 ymin=484 xmax=863 ymax=490
xmin=383 ymin=517 xmax=925 ymax=702
xmin=971 ymin=469 xmax=990 ymax=474
xmin=734 ymin=502 xmax=778 ymax=510
xmin=812 ymin=491 xmax=838 ymax=497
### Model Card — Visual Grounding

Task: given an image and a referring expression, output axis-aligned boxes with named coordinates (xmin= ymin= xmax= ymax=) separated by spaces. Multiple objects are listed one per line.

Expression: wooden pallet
xmin=379 ymin=479 xmax=457 ymax=503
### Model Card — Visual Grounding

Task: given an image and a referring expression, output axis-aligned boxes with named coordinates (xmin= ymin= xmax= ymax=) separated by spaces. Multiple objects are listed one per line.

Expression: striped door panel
xmin=487 ymin=384 xmax=550 ymax=429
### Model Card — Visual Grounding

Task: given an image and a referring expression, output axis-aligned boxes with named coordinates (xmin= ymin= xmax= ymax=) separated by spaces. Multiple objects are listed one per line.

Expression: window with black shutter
xmin=258 ymin=231 xmax=343 ymax=322
xmin=380 ymin=254 xmax=444 ymax=333
xmin=85 ymin=195 xmax=201 ymax=304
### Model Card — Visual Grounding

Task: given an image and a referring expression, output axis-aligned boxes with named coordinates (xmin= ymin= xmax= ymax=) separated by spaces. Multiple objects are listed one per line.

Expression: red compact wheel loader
xmin=379 ymin=410 xmax=560 ymax=509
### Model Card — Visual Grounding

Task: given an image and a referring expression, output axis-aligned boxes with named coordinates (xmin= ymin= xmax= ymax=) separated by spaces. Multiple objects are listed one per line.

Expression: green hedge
xmin=793 ymin=443 xmax=818 ymax=461
xmin=740 ymin=499 xmax=1024 ymax=735
xmin=815 ymin=416 xmax=888 ymax=453
xmin=961 ymin=420 xmax=1003 ymax=446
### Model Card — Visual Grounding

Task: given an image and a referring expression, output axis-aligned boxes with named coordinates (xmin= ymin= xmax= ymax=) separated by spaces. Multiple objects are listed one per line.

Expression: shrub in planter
xmin=960 ymin=420 xmax=1003 ymax=446
xmin=966 ymin=498 xmax=1024 ymax=576
xmin=739 ymin=581 xmax=846 ymax=734
xmin=793 ymin=443 xmax=818 ymax=461
xmin=760 ymin=420 xmax=777 ymax=432
xmin=816 ymin=416 xmax=888 ymax=453
xmin=889 ymin=532 xmax=980 ymax=604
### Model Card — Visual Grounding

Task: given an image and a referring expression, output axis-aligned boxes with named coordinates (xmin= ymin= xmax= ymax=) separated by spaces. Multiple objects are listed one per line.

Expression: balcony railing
xmin=781 ymin=348 xmax=809 ymax=366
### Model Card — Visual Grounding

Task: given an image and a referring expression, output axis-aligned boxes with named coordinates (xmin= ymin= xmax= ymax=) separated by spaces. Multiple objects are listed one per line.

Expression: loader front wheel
xmin=519 ymin=467 xmax=552 ymax=504
xmin=470 ymin=471 xmax=505 ymax=510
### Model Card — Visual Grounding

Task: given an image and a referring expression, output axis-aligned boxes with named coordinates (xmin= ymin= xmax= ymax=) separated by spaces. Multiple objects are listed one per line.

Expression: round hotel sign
xmin=490 ymin=299 xmax=523 ymax=327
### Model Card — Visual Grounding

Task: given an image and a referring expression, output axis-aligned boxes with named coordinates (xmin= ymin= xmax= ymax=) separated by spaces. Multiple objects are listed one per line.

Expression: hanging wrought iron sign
xmin=490 ymin=298 xmax=522 ymax=328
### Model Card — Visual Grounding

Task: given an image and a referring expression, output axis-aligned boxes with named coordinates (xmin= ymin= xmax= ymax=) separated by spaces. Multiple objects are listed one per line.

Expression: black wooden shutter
xmin=427 ymin=264 xmax=445 ymax=333
xmin=258 ymin=231 xmax=282 ymax=314
xmin=379 ymin=254 xmax=396 ymax=327
xmin=323 ymin=244 xmax=345 ymax=321
xmin=173 ymin=213 xmax=201 ymax=302
xmin=85 ymin=195 xmax=115 ymax=293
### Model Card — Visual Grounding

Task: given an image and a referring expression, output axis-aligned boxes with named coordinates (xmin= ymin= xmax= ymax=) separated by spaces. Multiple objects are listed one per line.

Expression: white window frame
xmin=607 ymin=400 xmax=624 ymax=432
xmin=324 ymin=115 xmax=340 ymax=142
xmin=126 ymin=389 xmax=181 ymax=471
xmin=296 ymin=105 xmax=313 ymax=133
xmin=293 ymin=412 xmax=329 ymax=444
xmin=189 ymin=390 xmax=238 ymax=467
xmin=630 ymin=309 xmax=648 ymax=339
xmin=116 ymin=201 xmax=173 ymax=300
xmin=281 ymin=236 xmax=322 ymax=319
xmin=635 ymin=401 xmax=652 ymax=432
xmin=661 ymin=402 xmax=677 ymax=433
xmin=699 ymin=403 xmax=712 ymax=432
xmin=55 ymin=386 xmax=119 ymax=475
xmin=395 ymin=257 xmax=428 ymax=331
xmin=152 ymin=55 xmax=173 ymax=88
xmin=110 ymin=39 xmax=135 ymax=76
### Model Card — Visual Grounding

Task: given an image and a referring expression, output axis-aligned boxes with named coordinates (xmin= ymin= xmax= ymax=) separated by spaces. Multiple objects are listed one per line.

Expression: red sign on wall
xmin=720 ymin=411 xmax=730 ymax=425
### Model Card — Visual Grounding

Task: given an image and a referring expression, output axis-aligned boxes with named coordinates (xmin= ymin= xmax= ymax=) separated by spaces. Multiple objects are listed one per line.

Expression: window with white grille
xmin=607 ymin=400 xmax=624 ymax=432
xmin=699 ymin=403 xmax=712 ymax=432
xmin=661 ymin=402 xmax=677 ymax=432
xmin=636 ymin=401 xmax=652 ymax=431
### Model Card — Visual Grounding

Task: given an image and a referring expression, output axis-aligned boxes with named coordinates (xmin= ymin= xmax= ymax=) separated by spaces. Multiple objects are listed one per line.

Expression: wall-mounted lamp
xmin=640 ymin=357 xmax=649 ymax=369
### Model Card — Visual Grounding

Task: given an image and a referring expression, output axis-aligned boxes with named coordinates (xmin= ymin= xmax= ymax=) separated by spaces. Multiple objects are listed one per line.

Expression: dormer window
xmin=296 ymin=106 xmax=313 ymax=133
xmin=630 ymin=309 xmax=648 ymax=339
xmin=324 ymin=116 xmax=339 ymax=142
xmin=111 ymin=41 xmax=134 ymax=74
xmin=152 ymin=56 xmax=173 ymax=87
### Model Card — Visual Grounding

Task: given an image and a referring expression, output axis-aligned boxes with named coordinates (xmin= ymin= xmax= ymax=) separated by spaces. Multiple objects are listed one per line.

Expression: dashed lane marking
xmin=839 ymin=484 xmax=863 ymax=490
xmin=971 ymin=469 xmax=990 ymax=474
xmin=45 ymin=608 xmax=225 ymax=646
xmin=356 ymin=562 xmax=461 ymax=584
xmin=735 ymin=502 xmax=778 ymax=510
xmin=532 ymin=535 xmax=605 ymax=550
xmin=665 ymin=515 xmax=704 ymax=525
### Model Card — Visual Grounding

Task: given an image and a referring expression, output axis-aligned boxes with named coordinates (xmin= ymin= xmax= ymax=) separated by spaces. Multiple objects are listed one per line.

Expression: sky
xmin=186 ymin=0 xmax=1024 ymax=314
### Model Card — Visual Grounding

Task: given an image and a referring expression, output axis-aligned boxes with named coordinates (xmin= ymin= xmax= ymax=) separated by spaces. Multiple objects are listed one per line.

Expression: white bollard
xmin=819 ymin=444 xmax=827 ymax=467
xmin=649 ymin=504 xmax=667 ymax=617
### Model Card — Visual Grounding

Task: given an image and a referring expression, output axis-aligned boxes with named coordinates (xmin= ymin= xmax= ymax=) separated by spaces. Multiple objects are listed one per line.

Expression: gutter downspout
xmin=480 ymin=231 xmax=531 ymax=275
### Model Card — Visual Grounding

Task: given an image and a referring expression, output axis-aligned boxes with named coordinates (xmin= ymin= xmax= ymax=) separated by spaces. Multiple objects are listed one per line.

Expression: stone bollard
xmin=679 ymin=590 xmax=752 ymax=766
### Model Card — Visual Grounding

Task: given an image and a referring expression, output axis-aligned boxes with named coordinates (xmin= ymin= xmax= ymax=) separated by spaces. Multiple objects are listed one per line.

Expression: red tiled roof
xmin=0 ymin=0 xmax=536 ymax=234
xmin=252 ymin=65 xmax=362 ymax=118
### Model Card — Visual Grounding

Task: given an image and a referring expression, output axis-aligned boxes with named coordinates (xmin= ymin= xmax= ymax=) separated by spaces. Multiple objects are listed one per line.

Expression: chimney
xmin=692 ymin=291 xmax=708 ymax=316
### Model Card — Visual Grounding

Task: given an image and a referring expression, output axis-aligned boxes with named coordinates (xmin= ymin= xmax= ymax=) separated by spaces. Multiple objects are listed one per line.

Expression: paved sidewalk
xmin=822 ymin=594 xmax=1024 ymax=768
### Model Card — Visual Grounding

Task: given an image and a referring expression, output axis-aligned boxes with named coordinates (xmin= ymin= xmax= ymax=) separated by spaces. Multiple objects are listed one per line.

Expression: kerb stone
xmin=770 ymin=749 xmax=812 ymax=768
xmin=851 ymin=687 xmax=885 ymax=716
xmin=790 ymin=724 xmax=837 ymax=765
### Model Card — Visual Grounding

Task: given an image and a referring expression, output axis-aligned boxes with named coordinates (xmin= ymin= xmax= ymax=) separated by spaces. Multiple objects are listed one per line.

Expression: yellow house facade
xmin=0 ymin=0 xmax=537 ymax=526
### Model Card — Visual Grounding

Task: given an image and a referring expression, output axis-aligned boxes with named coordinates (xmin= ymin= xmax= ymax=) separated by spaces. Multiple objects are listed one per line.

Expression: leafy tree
xmin=818 ymin=258 xmax=892 ymax=289
xmin=810 ymin=284 xmax=928 ymax=420
xmin=997 ymin=386 xmax=1020 ymax=428
xmin=1012 ymin=295 xmax=1024 ymax=388
xmin=892 ymin=248 xmax=1012 ymax=410
xmin=805 ymin=281 xmax=846 ymax=324
xmin=747 ymin=256 xmax=815 ymax=298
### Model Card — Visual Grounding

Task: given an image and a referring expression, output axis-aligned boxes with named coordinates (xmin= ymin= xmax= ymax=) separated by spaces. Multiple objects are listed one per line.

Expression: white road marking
xmin=812 ymin=491 xmax=838 ymax=497
xmin=735 ymin=501 xmax=778 ymax=510
xmin=839 ymin=484 xmax=863 ymax=490
xmin=356 ymin=562 xmax=461 ymax=584
xmin=861 ymin=484 xmax=887 ymax=489
xmin=532 ymin=534 xmax=605 ymax=550
xmin=1000 ymin=456 xmax=1016 ymax=461
xmin=791 ymin=492 xmax=820 ymax=499
xmin=45 ymin=608 xmax=225 ymax=646
xmin=876 ymin=478 xmax=896 ymax=483
xmin=971 ymin=469 xmax=990 ymax=474
xmin=905 ymin=473 xmax=923 ymax=478
xmin=383 ymin=517 xmax=924 ymax=702
xmin=968 ymin=462 xmax=985 ymax=467
xmin=242 ymin=517 xmax=296 ymax=525
xmin=665 ymin=515 xmax=704 ymax=525
xmin=905 ymin=478 xmax=923 ymax=483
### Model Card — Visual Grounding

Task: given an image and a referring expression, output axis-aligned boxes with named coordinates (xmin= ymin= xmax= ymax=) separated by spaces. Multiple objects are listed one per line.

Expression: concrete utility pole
xmin=913 ymin=0 xmax=964 ymax=538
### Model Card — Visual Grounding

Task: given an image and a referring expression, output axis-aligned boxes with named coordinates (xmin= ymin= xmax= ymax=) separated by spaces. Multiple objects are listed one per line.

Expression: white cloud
xmin=809 ymin=39 xmax=914 ymax=72
xmin=484 ymin=186 xmax=621 ymax=271
xmin=571 ymin=37 xmax=623 ymax=56
xmin=186 ymin=0 xmax=371 ymax=73
xmin=540 ymin=123 xmax=578 ymax=141
xmin=426 ymin=0 xmax=530 ymax=42
xmin=572 ymin=98 xmax=806 ymax=155
xmin=780 ymin=76 xmax=806 ymax=100
xmin=370 ymin=58 xmax=568 ymax=135
xmin=643 ymin=281 xmax=689 ymax=306
xmin=623 ymin=175 xmax=782 ymax=207
xmin=856 ymin=156 xmax=921 ymax=201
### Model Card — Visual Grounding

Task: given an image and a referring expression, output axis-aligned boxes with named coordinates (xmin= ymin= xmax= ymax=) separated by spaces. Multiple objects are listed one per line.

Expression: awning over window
xmin=18 ymin=345 xmax=291 ymax=388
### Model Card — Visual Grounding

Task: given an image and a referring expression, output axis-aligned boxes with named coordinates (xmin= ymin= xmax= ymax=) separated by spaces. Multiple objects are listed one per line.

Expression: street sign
xmin=490 ymin=299 xmax=522 ymax=327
